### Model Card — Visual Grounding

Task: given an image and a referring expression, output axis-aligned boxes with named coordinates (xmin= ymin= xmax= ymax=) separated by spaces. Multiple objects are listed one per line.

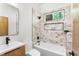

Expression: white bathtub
xmin=34 ymin=41 xmax=66 ymax=56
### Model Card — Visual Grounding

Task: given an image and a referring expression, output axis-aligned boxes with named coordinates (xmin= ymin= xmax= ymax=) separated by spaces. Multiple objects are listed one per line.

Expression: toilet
xmin=26 ymin=49 xmax=40 ymax=56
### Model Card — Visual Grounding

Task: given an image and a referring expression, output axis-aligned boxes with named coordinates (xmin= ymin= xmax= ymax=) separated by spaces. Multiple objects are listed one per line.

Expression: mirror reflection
xmin=0 ymin=3 xmax=19 ymax=36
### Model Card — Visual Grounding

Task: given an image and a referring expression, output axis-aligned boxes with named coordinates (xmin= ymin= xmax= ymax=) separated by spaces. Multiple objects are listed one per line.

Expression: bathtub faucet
xmin=37 ymin=36 xmax=40 ymax=45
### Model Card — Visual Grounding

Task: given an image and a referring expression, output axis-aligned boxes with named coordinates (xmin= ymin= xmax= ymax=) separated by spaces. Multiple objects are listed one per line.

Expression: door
xmin=73 ymin=3 xmax=79 ymax=56
xmin=0 ymin=16 xmax=8 ymax=36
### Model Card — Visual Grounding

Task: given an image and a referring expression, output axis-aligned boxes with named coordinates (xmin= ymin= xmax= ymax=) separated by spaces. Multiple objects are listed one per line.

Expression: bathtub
xmin=34 ymin=41 xmax=66 ymax=56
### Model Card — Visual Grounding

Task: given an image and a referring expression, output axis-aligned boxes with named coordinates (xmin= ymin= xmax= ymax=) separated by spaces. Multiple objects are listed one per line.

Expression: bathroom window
xmin=45 ymin=9 xmax=65 ymax=22
xmin=53 ymin=9 xmax=65 ymax=21
xmin=46 ymin=14 xmax=53 ymax=21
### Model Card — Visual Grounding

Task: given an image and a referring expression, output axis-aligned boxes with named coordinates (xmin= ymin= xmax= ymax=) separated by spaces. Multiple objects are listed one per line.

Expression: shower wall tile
xmin=33 ymin=5 xmax=72 ymax=47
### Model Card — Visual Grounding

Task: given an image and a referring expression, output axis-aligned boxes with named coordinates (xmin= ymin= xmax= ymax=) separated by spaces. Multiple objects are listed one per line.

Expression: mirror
xmin=0 ymin=3 xmax=19 ymax=36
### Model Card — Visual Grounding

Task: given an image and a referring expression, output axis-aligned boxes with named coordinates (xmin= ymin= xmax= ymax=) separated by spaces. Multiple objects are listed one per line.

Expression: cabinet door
xmin=0 ymin=16 xmax=8 ymax=36
xmin=2 ymin=46 xmax=25 ymax=56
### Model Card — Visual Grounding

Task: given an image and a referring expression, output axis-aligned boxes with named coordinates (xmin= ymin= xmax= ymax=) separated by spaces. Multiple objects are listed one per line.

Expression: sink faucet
xmin=6 ymin=37 xmax=10 ymax=45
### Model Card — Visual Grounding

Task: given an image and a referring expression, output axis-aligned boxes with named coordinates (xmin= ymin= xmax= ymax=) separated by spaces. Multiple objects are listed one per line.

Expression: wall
xmin=33 ymin=3 xmax=72 ymax=49
xmin=16 ymin=3 xmax=42 ymax=53
xmin=16 ymin=4 xmax=33 ymax=53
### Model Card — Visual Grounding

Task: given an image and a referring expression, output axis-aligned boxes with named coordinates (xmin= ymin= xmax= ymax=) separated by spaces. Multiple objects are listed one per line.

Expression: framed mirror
xmin=0 ymin=3 xmax=19 ymax=36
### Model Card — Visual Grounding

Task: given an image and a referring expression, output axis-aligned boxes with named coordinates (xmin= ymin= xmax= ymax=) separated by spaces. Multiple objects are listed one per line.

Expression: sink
xmin=0 ymin=40 xmax=25 ymax=55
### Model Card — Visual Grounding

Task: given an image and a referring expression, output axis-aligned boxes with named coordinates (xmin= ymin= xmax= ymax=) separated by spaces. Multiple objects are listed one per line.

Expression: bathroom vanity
xmin=0 ymin=4 xmax=26 ymax=56
xmin=2 ymin=46 xmax=25 ymax=56
xmin=0 ymin=41 xmax=25 ymax=56
xmin=0 ymin=4 xmax=24 ymax=56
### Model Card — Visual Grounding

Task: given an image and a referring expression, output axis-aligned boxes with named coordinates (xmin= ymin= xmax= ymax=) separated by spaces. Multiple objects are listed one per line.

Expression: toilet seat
xmin=27 ymin=49 xmax=40 ymax=56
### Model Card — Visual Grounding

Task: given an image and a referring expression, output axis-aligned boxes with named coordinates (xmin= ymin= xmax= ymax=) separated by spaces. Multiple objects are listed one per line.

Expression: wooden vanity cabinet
xmin=2 ymin=46 xmax=25 ymax=56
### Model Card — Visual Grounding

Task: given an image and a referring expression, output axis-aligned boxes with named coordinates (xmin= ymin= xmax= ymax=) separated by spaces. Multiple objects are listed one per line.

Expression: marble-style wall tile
xmin=33 ymin=5 xmax=72 ymax=48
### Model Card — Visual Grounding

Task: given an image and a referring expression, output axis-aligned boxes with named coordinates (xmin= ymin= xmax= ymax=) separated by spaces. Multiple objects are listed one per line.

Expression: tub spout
xmin=37 ymin=41 xmax=40 ymax=45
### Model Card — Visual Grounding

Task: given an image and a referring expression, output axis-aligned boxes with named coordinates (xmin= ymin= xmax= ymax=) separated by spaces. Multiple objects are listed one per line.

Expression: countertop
xmin=0 ymin=40 xmax=25 ymax=55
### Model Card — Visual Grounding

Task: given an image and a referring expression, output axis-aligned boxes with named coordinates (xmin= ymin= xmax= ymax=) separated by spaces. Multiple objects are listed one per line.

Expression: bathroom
xmin=0 ymin=3 xmax=79 ymax=56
